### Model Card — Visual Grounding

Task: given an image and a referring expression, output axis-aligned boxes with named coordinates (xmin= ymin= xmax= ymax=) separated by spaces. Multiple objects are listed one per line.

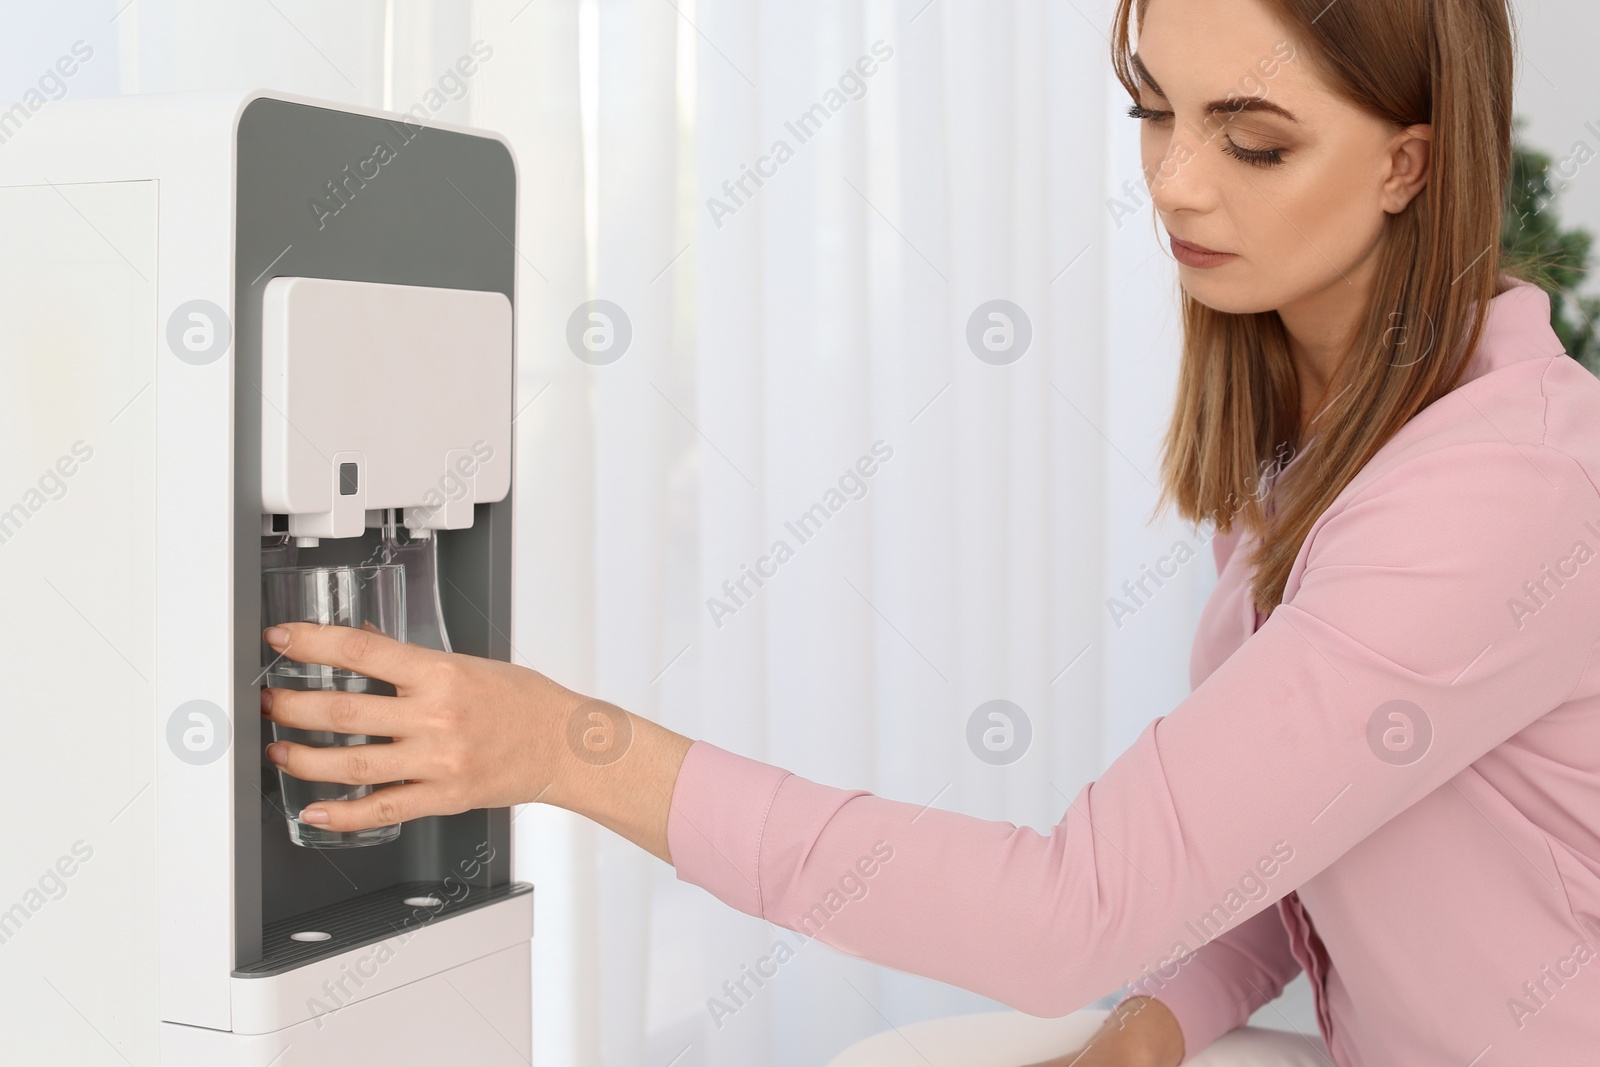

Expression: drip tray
xmin=234 ymin=879 xmax=533 ymax=978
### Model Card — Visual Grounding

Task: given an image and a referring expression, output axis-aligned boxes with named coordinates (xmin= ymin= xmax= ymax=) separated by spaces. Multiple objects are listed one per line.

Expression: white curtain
xmin=54 ymin=0 xmax=1213 ymax=1062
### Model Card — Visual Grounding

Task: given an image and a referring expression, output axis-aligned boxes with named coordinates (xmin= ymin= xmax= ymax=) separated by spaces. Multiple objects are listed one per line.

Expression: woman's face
xmin=1132 ymin=0 xmax=1430 ymax=316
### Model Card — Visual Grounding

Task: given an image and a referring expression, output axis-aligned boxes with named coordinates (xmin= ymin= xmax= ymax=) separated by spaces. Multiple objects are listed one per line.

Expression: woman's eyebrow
xmin=1131 ymin=51 xmax=1301 ymax=124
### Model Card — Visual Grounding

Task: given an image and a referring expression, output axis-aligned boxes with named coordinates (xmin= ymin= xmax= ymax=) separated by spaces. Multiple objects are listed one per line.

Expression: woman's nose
xmin=1147 ymin=125 xmax=1223 ymax=216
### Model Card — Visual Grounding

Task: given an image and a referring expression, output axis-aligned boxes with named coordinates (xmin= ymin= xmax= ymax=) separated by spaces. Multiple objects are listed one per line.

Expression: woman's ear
xmin=1382 ymin=123 xmax=1433 ymax=214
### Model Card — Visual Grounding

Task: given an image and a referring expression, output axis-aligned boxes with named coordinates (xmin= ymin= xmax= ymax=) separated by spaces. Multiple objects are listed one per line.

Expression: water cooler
xmin=0 ymin=89 xmax=534 ymax=1064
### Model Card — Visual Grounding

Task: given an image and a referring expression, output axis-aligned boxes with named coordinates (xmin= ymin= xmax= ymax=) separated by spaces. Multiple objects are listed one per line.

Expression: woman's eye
xmin=1222 ymin=138 xmax=1286 ymax=168
xmin=1126 ymin=103 xmax=1172 ymax=123
xmin=1128 ymin=101 xmax=1286 ymax=167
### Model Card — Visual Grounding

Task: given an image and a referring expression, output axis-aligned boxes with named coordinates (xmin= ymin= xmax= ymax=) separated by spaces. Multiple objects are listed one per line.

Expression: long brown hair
xmin=1112 ymin=0 xmax=1529 ymax=616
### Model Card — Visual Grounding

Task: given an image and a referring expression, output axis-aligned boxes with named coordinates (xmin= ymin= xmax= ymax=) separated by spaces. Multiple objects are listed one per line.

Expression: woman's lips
xmin=1169 ymin=235 xmax=1238 ymax=269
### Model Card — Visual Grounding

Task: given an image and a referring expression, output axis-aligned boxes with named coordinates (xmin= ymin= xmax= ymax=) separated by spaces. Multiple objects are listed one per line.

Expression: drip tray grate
xmin=234 ymin=879 xmax=532 ymax=977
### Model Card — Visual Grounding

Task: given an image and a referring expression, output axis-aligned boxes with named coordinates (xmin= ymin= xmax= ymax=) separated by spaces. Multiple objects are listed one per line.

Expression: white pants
xmin=825 ymin=1008 xmax=1330 ymax=1067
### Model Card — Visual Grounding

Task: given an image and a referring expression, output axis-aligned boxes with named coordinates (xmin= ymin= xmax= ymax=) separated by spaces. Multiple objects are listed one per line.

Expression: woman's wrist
xmin=541 ymin=697 xmax=695 ymax=865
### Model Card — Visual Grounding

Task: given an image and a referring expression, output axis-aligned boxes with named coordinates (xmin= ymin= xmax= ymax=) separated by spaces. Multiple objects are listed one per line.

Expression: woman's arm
xmin=262 ymin=439 xmax=1600 ymax=1018
xmin=653 ymin=442 xmax=1600 ymax=1013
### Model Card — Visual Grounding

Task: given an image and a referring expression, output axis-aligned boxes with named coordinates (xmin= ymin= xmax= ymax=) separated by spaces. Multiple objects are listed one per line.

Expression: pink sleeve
xmin=666 ymin=442 xmax=1600 ymax=1018
xmin=1104 ymin=523 xmax=1300 ymax=1060
xmin=1111 ymin=906 xmax=1300 ymax=1061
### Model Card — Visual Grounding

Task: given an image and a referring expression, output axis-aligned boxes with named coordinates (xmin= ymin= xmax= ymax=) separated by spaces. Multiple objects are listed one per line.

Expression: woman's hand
xmin=1020 ymin=997 xmax=1184 ymax=1067
xmin=259 ymin=622 xmax=694 ymax=862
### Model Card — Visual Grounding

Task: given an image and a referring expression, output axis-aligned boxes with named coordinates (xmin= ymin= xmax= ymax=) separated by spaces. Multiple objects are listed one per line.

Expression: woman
xmin=258 ymin=0 xmax=1600 ymax=1063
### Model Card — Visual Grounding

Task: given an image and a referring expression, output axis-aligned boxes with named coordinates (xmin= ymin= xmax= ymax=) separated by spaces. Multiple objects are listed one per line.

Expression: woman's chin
xmin=1178 ymin=268 xmax=1283 ymax=316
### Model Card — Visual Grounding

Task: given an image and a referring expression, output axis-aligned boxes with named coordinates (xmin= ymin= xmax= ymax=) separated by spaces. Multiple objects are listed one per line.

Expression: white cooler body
xmin=0 ymin=89 xmax=531 ymax=1064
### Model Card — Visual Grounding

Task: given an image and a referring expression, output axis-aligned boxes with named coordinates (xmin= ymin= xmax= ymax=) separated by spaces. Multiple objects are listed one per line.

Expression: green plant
xmin=1502 ymin=116 xmax=1600 ymax=375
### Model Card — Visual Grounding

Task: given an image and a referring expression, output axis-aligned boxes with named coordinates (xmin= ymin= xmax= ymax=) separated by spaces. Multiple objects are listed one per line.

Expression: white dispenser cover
xmin=261 ymin=277 xmax=513 ymax=538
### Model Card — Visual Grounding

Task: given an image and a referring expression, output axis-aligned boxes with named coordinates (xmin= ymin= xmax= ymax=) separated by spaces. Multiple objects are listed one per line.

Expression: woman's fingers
xmin=262 ymin=685 xmax=402 ymax=736
xmin=262 ymin=621 xmax=436 ymax=688
xmin=292 ymin=782 xmax=447 ymax=832
xmin=266 ymin=735 xmax=413 ymax=787
xmin=255 ymin=633 xmax=604 ymax=838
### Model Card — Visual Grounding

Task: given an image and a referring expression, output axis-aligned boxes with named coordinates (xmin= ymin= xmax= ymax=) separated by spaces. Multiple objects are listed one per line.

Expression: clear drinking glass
xmin=261 ymin=563 xmax=407 ymax=849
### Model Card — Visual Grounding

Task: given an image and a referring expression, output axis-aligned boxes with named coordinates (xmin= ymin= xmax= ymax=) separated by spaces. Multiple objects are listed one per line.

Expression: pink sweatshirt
xmin=666 ymin=278 xmax=1600 ymax=1065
